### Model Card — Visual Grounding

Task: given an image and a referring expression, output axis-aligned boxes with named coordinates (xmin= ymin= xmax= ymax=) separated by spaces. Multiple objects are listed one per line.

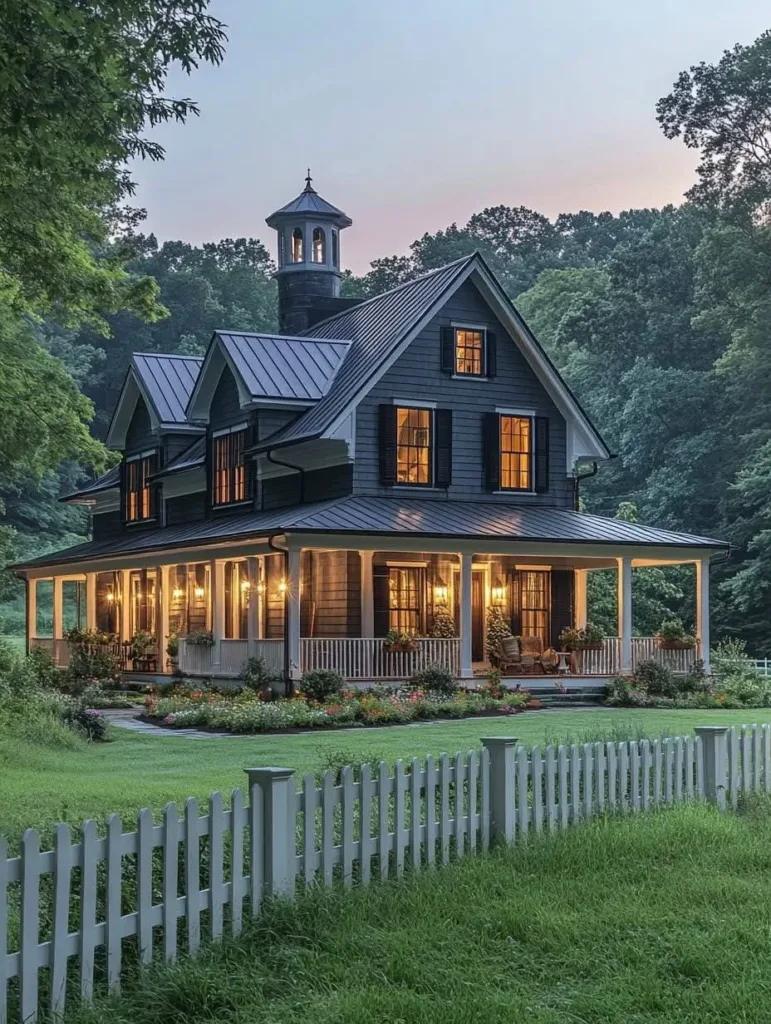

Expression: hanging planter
xmin=655 ymin=619 xmax=696 ymax=651
xmin=383 ymin=630 xmax=418 ymax=654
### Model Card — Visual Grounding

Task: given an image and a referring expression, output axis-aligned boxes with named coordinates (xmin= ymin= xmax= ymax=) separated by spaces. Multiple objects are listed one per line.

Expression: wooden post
xmin=481 ymin=736 xmax=517 ymax=843
xmin=459 ymin=553 xmax=473 ymax=679
xmin=158 ymin=565 xmax=170 ymax=673
xmin=25 ymin=578 xmax=37 ymax=655
xmin=85 ymin=573 xmax=97 ymax=631
xmin=574 ymin=569 xmax=588 ymax=630
xmin=286 ymin=547 xmax=302 ymax=682
xmin=696 ymin=726 xmax=728 ymax=810
xmin=695 ymin=557 xmax=711 ymax=674
xmin=52 ymin=577 xmax=63 ymax=663
xmin=360 ymin=550 xmax=374 ymax=638
xmin=212 ymin=560 xmax=225 ymax=671
xmin=246 ymin=556 xmax=261 ymax=653
xmin=120 ymin=569 xmax=131 ymax=642
xmin=244 ymin=767 xmax=296 ymax=897
xmin=617 ymin=556 xmax=632 ymax=674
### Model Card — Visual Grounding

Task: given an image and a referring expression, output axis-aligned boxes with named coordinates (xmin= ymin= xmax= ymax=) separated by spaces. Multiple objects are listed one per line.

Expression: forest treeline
xmin=2 ymin=12 xmax=771 ymax=651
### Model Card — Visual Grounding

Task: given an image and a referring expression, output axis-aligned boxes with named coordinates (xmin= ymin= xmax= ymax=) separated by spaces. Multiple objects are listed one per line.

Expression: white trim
xmin=390 ymin=398 xmax=437 ymax=409
xmin=495 ymin=407 xmax=537 ymax=418
xmin=385 ymin=560 xmax=428 ymax=568
xmin=515 ymin=564 xmax=552 ymax=571
xmin=105 ymin=371 xmax=161 ymax=450
xmin=125 ymin=449 xmax=156 ymax=463
xmin=212 ymin=422 xmax=248 ymax=438
xmin=450 ymin=321 xmax=487 ymax=331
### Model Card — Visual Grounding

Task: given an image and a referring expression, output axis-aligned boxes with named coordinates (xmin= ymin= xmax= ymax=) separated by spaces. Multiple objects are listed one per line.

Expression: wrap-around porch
xmin=26 ymin=540 xmax=712 ymax=684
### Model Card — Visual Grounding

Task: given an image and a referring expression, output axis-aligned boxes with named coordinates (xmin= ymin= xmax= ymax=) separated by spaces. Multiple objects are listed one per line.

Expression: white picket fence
xmin=751 ymin=659 xmax=771 ymax=677
xmin=0 ymin=724 xmax=765 ymax=1022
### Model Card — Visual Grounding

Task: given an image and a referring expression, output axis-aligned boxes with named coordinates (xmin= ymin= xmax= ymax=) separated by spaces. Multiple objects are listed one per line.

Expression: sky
xmin=132 ymin=0 xmax=771 ymax=274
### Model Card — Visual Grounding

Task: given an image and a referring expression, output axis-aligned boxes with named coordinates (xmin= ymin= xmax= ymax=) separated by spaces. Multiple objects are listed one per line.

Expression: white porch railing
xmin=249 ymin=638 xmax=284 ymax=675
xmin=178 ymin=639 xmax=215 ymax=676
xmin=220 ymin=639 xmax=249 ymax=677
xmin=29 ymin=637 xmax=54 ymax=657
xmin=575 ymin=638 xmax=622 ymax=676
xmin=577 ymin=637 xmax=702 ymax=676
xmin=178 ymin=638 xmax=285 ymax=678
xmin=299 ymin=637 xmax=462 ymax=680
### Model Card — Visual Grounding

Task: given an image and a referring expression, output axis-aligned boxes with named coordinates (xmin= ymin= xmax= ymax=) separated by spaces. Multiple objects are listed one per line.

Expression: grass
xmin=72 ymin=800 xmax=771 ymax=1024
xmin=1 ymin=707 xmax=769 ymax=847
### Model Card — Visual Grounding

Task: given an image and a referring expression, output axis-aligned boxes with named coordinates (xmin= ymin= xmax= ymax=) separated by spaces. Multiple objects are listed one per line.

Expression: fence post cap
xmin=245 ymin=767 xmax=295 ymax=784
xmin=694 ymin=726 xmax=729 ymax=736
xmin=480 ymin=736 xmax=518 ymax=748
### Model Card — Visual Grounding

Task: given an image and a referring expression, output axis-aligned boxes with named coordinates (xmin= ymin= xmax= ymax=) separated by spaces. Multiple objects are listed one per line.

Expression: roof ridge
xmin=132 ymin=351 xmax=204 ymax=362
xmin=300 ymin=252 xmax=479 ymax=336
xmin=215 ymin=330 xmax=350 ymax=345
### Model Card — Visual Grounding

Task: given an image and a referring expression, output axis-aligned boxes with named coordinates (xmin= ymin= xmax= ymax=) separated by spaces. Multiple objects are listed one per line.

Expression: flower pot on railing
xmin=383 ymin=631 xmax=418 ymax=654
xmin=655 ymin=619 xmax=696 ymax=651
xmin=656 ymin=638 xmax=697 ymax=651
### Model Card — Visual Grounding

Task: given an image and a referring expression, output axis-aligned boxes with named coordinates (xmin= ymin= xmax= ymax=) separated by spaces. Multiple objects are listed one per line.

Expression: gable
xmin=125 ymin=394 xmax=155 ymax=452
xmin=210 ymin=363 xmax=242 ymax=425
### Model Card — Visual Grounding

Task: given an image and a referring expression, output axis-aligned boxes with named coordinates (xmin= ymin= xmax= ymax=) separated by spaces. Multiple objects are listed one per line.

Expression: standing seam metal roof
xmin=132 ymin=353 xmax=203 ymax=424
xmin=216 ymin=332 xmax=351 ymax=401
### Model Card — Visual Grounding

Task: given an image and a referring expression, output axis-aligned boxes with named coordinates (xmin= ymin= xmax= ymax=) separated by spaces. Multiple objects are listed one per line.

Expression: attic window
xmin=212 ymin=427 xmax=249 ymax=506
xmin=124 ymin=451 xmax=158 ymax=522
xmin=291 ymin=228 xmax=304 ymax=263
xmin=312 ymin=227 xmax=325 ymax=263
xmin=455 ymin=328 xmax=484 ymax=375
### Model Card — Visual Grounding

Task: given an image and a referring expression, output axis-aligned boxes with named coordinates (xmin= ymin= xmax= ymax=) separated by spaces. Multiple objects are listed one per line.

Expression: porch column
xmin=286 ymin=547 xmax=302 ymax=683
xmin=360 ymin=550 xmax=374 ymax=637
xmin=459 ymin=553 xmax=473 ymax=680
xmin=574 ymin=569 xmax=588 ymax=630
xmin=120 ymin=569 xmax=131 ymax=641
xmin=212 ymin=559 xmax=226 ymax=670
xmin=25 ymin=579 xmax=37 ymax=655
xmin=247 ymin=556 xmax=262 ymax=650
xmin=51 ymin=581 xmax=63 ymax=667
xmin=696 ymin=557 xmax=711 ymax=674
xmin=158 ymin=565 xmax=170 ymax=672
xmin=85 ymin=572 xmax=97 ymax=631
xmin=617 ymin=556 xmax=632 ymax=674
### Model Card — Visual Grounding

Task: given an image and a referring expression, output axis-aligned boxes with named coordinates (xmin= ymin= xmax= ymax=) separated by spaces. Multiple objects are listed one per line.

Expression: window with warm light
xmin=291 ymin=227 xmax=304 ymax=263
xmin=389 ymin=567 xmax=423 ymax=634
xmin=520 ymin=571 xmax=550 ymax=646
xmin=396 ymin=407 xmax=432 ymax=486
xmin=500 ymin=415 xmax=532 ymax=491
xmin=455 ymin=328 xmax=484 ymax=375
xmin=212 ymin=428 xmax=248 ymax=506
xmin=124 ymin=452 xmax=157 ymax=522
xmin=224 ymin=561 xmax=249 ymax=639
xmin=312 ymin=227 xmax=325 ymax=263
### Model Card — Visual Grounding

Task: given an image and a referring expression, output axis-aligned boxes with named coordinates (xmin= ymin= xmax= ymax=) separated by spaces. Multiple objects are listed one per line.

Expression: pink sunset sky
xmin=132 ymin=0 xmax=770 ymax=275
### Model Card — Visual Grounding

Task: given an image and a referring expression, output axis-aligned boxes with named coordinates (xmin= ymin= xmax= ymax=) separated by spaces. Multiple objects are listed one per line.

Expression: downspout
xmin=573 ymin=461 xmax=599 ymax=511
xmin=268 ymin=533 xmax=293 ymax=696
xmin=266 ymin=448 xmax=306 ymax=504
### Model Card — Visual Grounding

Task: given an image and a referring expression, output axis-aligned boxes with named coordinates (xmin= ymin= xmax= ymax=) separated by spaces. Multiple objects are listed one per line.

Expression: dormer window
xmin=455 ymin=328 xmax=484 ymax=375
xmin=291 ymin=228 xmax=304 ymax=263
xmin=212 ymin=425 xmax=249 ymax=506
xmin=312 ymin=227 xmax=325 ymax=263
xmin=124 ymin=451 xmax=158 ymax=522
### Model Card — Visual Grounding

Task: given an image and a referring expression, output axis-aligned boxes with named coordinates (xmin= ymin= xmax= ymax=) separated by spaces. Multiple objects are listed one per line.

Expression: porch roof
xmin=13 ymin=496 xmax=728 ymax=573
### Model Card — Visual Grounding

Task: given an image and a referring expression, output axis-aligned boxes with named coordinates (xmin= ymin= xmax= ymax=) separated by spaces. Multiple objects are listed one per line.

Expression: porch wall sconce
xmin=106 ymin=590 xmax=114 ymax=604
xmin=172 ymin=586 xmax=183 ymax=601
xmin=433 ymin=578 xmax=449 ymax=605
xmin=194 ymin=585 xmax=205 ymax=600
xmin=256 ymin=580 xmax=266 ymax=596
xmin=278 ymin=579 xmax=288 ymax=596
xmin=240 ymin=578 xmax=251 ymax=593
xmin=491 ymin=578 xmax=507 ymax=606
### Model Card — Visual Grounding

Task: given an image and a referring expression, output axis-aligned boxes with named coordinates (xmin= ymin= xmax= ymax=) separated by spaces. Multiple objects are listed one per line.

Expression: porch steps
xmin=528 ymin=688 xmax=606 ymax=709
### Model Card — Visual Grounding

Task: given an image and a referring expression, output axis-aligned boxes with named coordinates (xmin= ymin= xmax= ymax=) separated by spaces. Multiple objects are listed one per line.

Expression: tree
xmin=657 ymin=30 xmax=771 ymax=215
xmin=0 ymin=0 xmax=226 ymax=327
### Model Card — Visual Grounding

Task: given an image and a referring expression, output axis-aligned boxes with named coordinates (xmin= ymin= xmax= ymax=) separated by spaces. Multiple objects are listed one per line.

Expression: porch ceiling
xmin=13 ymin=495 xmax=728 ymax=577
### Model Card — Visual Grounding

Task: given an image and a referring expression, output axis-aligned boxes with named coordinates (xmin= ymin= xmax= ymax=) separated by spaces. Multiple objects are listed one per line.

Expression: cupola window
xmin=312 ymin=227 xmax=326 ymax=263
xmin=291 ymin=228 xmax=304 ymax=263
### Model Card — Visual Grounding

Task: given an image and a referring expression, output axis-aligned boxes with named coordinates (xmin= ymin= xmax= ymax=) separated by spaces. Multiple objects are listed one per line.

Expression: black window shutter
xmin=373 ymin=565 xmax=390 ymax=637
xmin=119 ymin=459 xmax=128 ymax=523
xmin=486 ymin=331 xmax=497 ymax=378
xmin=535 ymin=417 xmax=550 ymax=493
xmin=245 ymin=421 xmax=257 ymax=501
xmin=434 ymin=409 xmax=452 ymax=488
xmin=379 ymin=404 xmax=397 ymax=486
xmin=550 ymin=570 xmax=574 ymax=649
xmin=483 ymin=412 xmax=500 ymax=491
xmin=440 ymin=326 xmax=455 ymax=374
xmin=509 ymin=571 xmax=522 ymax=636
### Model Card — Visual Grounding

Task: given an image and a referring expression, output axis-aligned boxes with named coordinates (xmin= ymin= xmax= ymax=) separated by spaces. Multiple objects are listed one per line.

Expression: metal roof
xmin=265 ymin=176 xmax=352 ymax=228
xmin=155 ymin=436 xmax=206 ymax=477
xmin=132 ymin=353 xmax=203 ymax=425
xmin=15 ymin=496 xmax=727 ymax=571
xmin=252 ymin=256 xmax=477 ymax=452
xmin=216 ymin=332 xmax=351 ymax=402
xmin=61 ymin=465 xmax=120 ymax=503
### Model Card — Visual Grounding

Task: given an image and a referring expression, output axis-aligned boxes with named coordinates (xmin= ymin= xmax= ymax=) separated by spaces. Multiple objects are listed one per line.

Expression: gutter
xmin=266 ymin=448 xmax=307 ymax=504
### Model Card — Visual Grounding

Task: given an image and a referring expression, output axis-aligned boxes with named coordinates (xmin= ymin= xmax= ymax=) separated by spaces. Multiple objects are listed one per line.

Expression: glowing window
xmin=396 ymin=407 xmax=432 ymax=486
xmin=125 ymin=453 xmax=157 ymax=522
xmin=312 ymin=227 xmax=325 ymax=263
xmin=291 ymin=228 xmax=304 ymax=263
xmin=455 ymin=329 xmax=484 ymax=375
xmin=500 ymin=416 xmax=532 ymax=491
xmin=213 ymin=429 xmax=247 ymax=506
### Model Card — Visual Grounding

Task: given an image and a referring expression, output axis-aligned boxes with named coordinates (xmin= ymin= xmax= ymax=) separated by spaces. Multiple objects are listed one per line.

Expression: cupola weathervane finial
xmin=304 ymin=167 xmax=313 ymax=191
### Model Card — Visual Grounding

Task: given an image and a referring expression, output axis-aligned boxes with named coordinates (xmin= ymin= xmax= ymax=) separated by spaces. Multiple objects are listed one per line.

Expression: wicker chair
xmin=499 ymin=636 xmax=522 ymax=674
xmin=520 ymin=635 xmax=545 ymax=673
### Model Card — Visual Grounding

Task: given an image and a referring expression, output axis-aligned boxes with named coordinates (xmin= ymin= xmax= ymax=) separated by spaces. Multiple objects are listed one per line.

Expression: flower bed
xmin=143 ymin=684 xmax=538 ymax=734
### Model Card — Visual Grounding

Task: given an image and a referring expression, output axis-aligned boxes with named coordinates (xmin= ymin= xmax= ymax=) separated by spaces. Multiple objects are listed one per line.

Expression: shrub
xmin=428 ymin=606 xmax=456 ymax=638
xmin=409 ymin=663 xmax=456 ymax=696
xmin=238 ymin=656 xmax=279 ymax=696
xmin=62 ymin=705 xmax=108 ymax=742
xmin=634 ymin=659 xmax=677 ymax=697
xmin=300 ymin=668 xmax=344 ymax=703
xmin=64 ymin=627 xmax=120 ymax=689
xmin=27 ymin=646 xmax=59 ymax=689
xmin=186 ymin=629 xmax=215 ymax=647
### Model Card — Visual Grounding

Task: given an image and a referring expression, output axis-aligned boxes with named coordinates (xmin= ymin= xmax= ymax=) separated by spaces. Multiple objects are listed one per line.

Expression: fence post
xmin=695 ymin=726 xmax=728 ymax=810
xmin=245 ymin=767 xmax=296 ymax=897
xmin=480 ymin=737 xmax=517 ymax=843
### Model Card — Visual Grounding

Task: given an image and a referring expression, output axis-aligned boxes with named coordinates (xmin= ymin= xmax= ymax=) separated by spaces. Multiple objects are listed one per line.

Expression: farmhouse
xmin=15 ymin=176 xmax=728 ymax=686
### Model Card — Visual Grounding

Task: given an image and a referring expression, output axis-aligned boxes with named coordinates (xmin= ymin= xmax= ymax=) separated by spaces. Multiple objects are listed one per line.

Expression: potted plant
xmin=383 ymin=629 xmax=418 ymax=653
xmin=655 ymin=618 xmax=696 ymax=651
xmin=186 ymin=629 xmax=215 ymax=648
xmin=129 ymin=629 xmax=156 ymax=670
xmin=428 ymin=605 xmax=457 ymax=638
xmin=166 ymin=632 xmax=179 ymax=667
xmin=559 ymin=622 xmax=605 ymax=651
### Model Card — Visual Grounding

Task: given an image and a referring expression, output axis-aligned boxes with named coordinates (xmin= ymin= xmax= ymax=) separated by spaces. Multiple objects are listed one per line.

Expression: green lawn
xmin=74 ymin=801 xmax=771 ymax=1024
xmin=2 ymin=707 xmax=770 ymax=847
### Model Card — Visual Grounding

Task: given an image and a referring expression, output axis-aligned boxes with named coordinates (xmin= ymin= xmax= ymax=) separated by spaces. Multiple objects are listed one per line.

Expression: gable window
xmin=212 ymin=426 xmax=248 ymax=506
xmin=455 ymin=328 xmax=484 ymax=375
xmin=124 ymin=451 xmax=158 ymax=522
xmin=500 ymin=415 xmax=532 ymax=491
xmin=312 ymin=227 xmax=325 ymax=263
xmin=396 ymin=407 xmax=432 ymax=486
xmin=389 ymin=567 xmax=424 ymax=635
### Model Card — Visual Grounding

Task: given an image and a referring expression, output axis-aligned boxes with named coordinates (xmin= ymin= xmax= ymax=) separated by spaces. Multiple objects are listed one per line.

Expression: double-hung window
xmin=440 ymin=324 xmax=496 ymax=377
xmin=455 ymin=328 xmax=484 ymax=375
xmin=396 ymin=407 xmax=432 ymax=486
xmin=388 ymin=566 xmax=424 ymax=635
xmin=500 ymin=415 xmax=533 ymax=491
xmin=212 ymin=425 xmax=248 ymax=506
xmin=124 ymin=451 xmax=158 ymax=522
